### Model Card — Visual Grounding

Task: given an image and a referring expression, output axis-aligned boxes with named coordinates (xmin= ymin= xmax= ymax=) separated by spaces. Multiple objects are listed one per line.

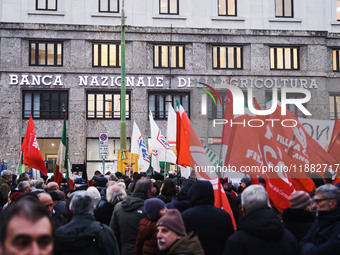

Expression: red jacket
xmin=135 ymin=218 xmax=159 ymax=255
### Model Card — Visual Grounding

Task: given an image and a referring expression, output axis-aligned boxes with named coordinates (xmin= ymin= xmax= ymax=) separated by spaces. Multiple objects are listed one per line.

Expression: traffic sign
xmin=99 ymin=133 xmax=109 ymax=159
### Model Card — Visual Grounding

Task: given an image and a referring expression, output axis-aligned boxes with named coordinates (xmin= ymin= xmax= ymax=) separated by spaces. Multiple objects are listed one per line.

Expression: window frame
xmin=269 ymin=46 xmax=300 ymax=71
xmin=86 ymin=91 xmax=131 ymax=120
xmin=218 ymin=0 xmax=237 ymax=16
xmin=153 ymin=44 xmax=185 ymax=69
xmin=275 ymin=0 xmax=293 ymax=18
xmin=36 ymin=0 xmax=57 ymax=11
xmin=98 ymin=0 xmax=119 ymax=13
xmin=22 ymin=90 xmax=68 ymax=120
xmin=333 ymin=49 xmax=340 ymax=72
xmin=329 ymin=94 xmax=340 ymax=120
xmin=29 ymin=41 xmax=63 ymax=67
xmin=148 ymin=91 xmax=190 ymax=120
xmin=159 ymin=0 xmax=179 ymax=15
xmin=212 ymin=45 xmax=243 ymax=70
xmin=92 ymin=43 xmax=121 ymax=68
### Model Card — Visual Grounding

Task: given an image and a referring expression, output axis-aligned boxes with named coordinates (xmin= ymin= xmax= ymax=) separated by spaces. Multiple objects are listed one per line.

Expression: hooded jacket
xmin=182 ymin=180 xmax=234 ymax=255
xmin=224 ymin=207 xmax=298 ymax=255
xmin=110 ymin=192 xmax=147 ymax=255
xmin=54 ymin=214 xmax=119 ymax=255
xmin=300 ymin=206 xmax=340 ymax=255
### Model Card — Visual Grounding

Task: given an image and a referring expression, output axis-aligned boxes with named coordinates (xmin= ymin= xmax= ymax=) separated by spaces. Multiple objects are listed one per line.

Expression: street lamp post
xmin=120 ymin=0 xmax=127 ymax=152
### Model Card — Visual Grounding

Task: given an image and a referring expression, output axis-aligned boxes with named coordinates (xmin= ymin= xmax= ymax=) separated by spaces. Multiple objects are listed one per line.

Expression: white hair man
xmin=224 ymin=185 xmax=298 ymax=255
xmin=300 ymin=184 xmax=340 ymax=254
xmin=54 ymin=191 xmax=119 ymax=255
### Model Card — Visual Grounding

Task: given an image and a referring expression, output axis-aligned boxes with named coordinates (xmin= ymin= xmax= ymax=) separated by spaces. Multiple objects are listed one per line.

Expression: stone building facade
xmin=1 ymin=0 xmax=340 ymax=176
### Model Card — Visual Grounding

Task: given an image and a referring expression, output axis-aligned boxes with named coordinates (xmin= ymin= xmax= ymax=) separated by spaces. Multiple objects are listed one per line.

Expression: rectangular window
xmin=36 ymin=0 xmax=57 ymax=10
xmin=23 ymin=91 xmax=68 ymax=119
xmin=160 ymin=0 xmax=178 ymax=14
xmin=275 ymin=0 xmax=293 ymax=17
xmin=270 ymin=47 xmax=299 ymax=70
xmin=99 ymin=0 xmax=119 ymax=13
xmin=330 ymin=95 xmax=340 ymax=119
xmin=154 ymin=45 xmax=184 ymax=69
xmin=87 ymin=91 xmax=130 ymax=119
xmin=149 ymin=92 xmax=190 ymax=119
xmin=218 ymin=0 xmax=236 ymax=16
xmin=29 ymin=42 xmax=62 ymax=66
xmin=213 ymin=46 xmax=243 ymax=69
xmin=93 ymin=43 xmax=121 ymax=67
xmin=333 ymin=49 xmax=340 ymax=72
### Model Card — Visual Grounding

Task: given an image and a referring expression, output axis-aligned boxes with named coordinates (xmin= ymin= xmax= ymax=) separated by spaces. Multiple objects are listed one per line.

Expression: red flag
xmin=328 ymin=117 xmax=340 ymax=185
xmin=176 ymin=103 xmax=236 ymax=229
xmin=20 ymin=115 xmax=47 ymax=176
xmin=176 ymin=102 xmax=191 ymax=167
xmin=54 ymin=166 xmax=63 ymax=187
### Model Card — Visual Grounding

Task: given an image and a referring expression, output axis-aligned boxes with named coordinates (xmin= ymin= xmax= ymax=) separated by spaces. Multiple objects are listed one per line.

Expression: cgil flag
xmin=176 ymin=102 xmax=236 ymax=229
xmin=167 ymin=103 xmax=177 ymax=145
xmin=20 ymin=115 xmax=47 ymax=176
xmin=149 ymin=111 xmax=177 ymax=165
xmin=131 ymin=121 xmax=150 ymax=172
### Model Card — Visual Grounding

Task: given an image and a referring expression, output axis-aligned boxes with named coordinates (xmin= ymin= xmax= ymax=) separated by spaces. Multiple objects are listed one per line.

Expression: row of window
xmin=35 ymin=0 xmax=293 ymax=17
xmin=22 ymin=91 xmax=190 ymax=120
xmin=29 ymin=41 xmax=340 ymax=72
xmin=22 ymin=90 xmax=340 ymax=121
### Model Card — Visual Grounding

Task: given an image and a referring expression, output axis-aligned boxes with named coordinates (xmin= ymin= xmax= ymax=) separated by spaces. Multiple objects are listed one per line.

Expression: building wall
xmin=1 ymin=0 xmax=340 ymax=173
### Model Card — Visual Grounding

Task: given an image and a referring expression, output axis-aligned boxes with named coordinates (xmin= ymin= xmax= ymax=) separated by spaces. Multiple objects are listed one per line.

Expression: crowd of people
xmin=0 ymin=169 xmax=340 ymax=255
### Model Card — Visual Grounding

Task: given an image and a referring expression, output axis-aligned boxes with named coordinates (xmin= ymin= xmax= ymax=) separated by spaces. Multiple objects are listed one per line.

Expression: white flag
xmin=167 ymin=103 xmax=177 ymax=145
xmin=149 ymin=111 xmax=177 ymax=164
xmin=131 ymin=121 xmax=150 ymax=172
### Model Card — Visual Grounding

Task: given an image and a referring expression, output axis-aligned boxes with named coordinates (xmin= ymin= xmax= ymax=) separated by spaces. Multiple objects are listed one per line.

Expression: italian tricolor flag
xmin=55 ymin=119 xmax=74 ymax=189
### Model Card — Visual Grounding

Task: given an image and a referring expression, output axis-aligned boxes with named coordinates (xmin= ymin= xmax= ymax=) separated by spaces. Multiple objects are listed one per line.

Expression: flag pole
xmin=16 ymin=151 xmax=23 ymax=176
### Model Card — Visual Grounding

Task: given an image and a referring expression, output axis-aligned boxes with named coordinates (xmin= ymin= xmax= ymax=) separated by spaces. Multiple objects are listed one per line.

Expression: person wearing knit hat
xmin=282 ymin=190 xmax=315 ymax=242
xmin=156 ymin=209 xmax=204 ymax=254
xmin=289 ymin=190 xmax=313 ymax=209
xmin=135 ymin=198 xmax=167 ymax=255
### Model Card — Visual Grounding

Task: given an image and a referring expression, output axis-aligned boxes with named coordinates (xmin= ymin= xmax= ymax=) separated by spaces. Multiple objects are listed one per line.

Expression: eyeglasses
xmin=312 ymin=198 xmax=335 ymax=204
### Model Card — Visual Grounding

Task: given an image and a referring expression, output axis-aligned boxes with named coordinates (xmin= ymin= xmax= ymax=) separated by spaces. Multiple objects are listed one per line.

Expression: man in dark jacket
xmin=300 ymin=184 xmax=340 ymax=255
xmin=54 ymin=190 xmax=119 ymax=255
xmin=110 ymin=178 xmax=153 ymax=255
xmin=182 ymin=180 xmax=234 ymax=255
xmin=0 ymin=170 xmax=12 ymax=206
xmin=224 ymin=185 xmax=298 ymax=255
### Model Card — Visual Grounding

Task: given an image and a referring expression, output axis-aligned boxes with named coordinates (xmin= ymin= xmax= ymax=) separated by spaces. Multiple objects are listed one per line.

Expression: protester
xmin=110 ymin=178 xmax=152 ymax=255
xmin=0 ymin=196 xmax=53 ymax=255
xmin=282 ymin=190 xmax=315 ymax=242
xmin=49 ymin=191 xmax=68 ymax=218
xmin=87 ymin=186 xmax=101 ymax=208
xmin=166 ymin=178 xmax=193 ymax=212
xmin=135 ymin=198 xmax=167 ymax=255
xmin=0 ymin=170 xmax=13 ymax=206
xmin=224 ymin=185 xmax=298 ymax=255
xmin=157 ymin=209 xmax=204 ymax=255
xmin=46 ymin=181 xmax=59 ymax=192
xmin=157 ymin=179 xmax=177 ymax=204
xmin=17 ymin=180 xmax=32 ymax=193
xmin=38 ymin=192 xmax=66 ymax=231
xmin=95 ymin=184 xmax=126 ymax=225
xmin=182 ymin=180 xmax=234 ymax=255
xmin=300 ymin=184 xmax=340 ymax=254
xmin=54 ymin=191 xmax=119 ymax=255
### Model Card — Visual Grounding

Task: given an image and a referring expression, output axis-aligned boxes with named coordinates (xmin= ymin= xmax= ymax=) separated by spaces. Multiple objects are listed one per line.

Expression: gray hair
xmin=1 ymin=170 xmax=12 ymax=177
xmin=17 ymin=181 xmax=30 ymax=192
xmin=315 ymin=184 xmax=340 ymax=205
xmin=69 ymin=191 xmax=94 ymax=215
xmin=241 ymin=185 xmax=271 ymax=213
xmin=34 ymin=180 xmax=45 ymax=189
xmin=134 ymin=178 xmax=152 ymax=195
xmin=106 ymin=184 xmax=127 ymax=204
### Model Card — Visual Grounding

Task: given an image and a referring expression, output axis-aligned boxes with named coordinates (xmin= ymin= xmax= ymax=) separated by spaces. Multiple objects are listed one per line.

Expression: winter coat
xmin=95 ymin=202 xmax=115 ymax=226
xmin=165 ymin=199 xmax=190 ymax=212
xmin=224 ymin=207 xmax=299 ymax=255
xmin=54 ymin=214 xmax=119 ymax=255
xmin=182 ymin=180 xmax=234 ymax=255
xmin=282 ymin=208 xmax=315 ymax=242
xmin=300 ymin=206 xmax=340 ymax=255
xmin=0 ymin=177 xmax=11 ymax=206
xmin=135 ymin=218 xmax=159 ymax=255
xmin=110 ymin=192 xmax=147 ymax=255
xmin=158 ymin=232 xmax=204 ymax=255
